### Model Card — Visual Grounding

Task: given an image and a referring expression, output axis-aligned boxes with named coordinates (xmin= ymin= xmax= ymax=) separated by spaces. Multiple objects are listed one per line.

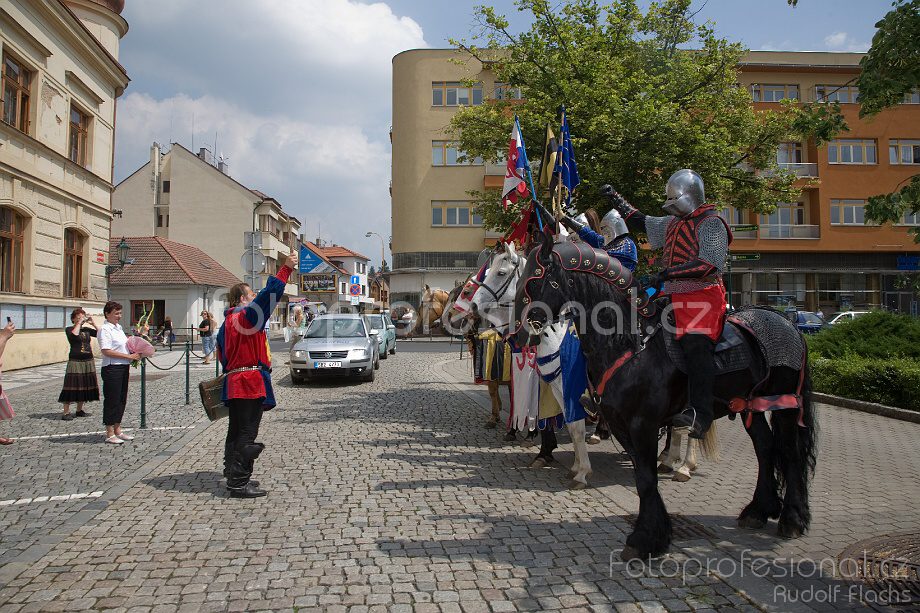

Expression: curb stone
xmin=811 ymin=392 xmax=920 ymax=424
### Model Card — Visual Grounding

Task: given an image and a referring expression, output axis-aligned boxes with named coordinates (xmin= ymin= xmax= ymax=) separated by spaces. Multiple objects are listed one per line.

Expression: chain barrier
xmin=143 ymin=349 xmax=190 ymax=371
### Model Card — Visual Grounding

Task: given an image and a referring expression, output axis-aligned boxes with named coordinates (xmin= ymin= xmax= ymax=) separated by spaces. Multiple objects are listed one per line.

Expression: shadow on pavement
xmin=142 ymin=470 xmax=227 ymax=498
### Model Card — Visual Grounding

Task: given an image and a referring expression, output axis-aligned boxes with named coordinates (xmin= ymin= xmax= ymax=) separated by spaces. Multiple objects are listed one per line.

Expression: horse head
xmin=469 ymin=241 xmax=524 ymax=330
xmin=511 ymin=234 xmax=567 ymax=347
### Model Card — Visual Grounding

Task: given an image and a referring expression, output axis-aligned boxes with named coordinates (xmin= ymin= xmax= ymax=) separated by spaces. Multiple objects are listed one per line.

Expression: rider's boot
xmin=227 ymin=443 xmax=266 ymax=497
xmin=671 ymin=333 xmax=716 ymax=439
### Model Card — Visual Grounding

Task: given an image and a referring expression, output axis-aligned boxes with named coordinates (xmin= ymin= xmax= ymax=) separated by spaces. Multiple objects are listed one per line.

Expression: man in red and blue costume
xmin=603 ymin=169 xmax=732 ymax=439
xmin=216 ymin=253 xmax=296 ymax=498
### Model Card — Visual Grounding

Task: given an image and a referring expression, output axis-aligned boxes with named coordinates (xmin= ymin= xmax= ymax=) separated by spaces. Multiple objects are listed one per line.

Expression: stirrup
xmin=672 ymin=408 xmax=709 ymax=439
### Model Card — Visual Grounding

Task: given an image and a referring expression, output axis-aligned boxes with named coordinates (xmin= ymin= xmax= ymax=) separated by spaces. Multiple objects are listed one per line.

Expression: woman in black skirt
xmin=58 ymin=308 xmax=100 ymax=420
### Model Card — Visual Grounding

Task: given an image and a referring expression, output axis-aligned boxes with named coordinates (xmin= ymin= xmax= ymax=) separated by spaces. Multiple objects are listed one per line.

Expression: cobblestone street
xmin=0 ymin=345 xmax=917 ymax=612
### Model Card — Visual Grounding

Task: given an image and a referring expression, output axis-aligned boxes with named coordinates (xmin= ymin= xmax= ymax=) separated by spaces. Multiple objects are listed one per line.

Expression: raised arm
xmin=241 ymin=252 xmax=297 ymax=328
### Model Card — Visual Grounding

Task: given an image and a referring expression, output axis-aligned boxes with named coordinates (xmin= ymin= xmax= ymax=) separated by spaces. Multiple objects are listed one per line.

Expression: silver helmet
xmin=572 ymin=213 xmax=589 ymax=227
xmin=663 ymin=169 xmax=705 ymax=216
xmin=599 ymin=209 xmax=628 ymax=244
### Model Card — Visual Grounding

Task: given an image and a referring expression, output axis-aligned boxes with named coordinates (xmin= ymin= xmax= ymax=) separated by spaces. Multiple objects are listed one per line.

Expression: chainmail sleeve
xmin=643 ymin=215 xmax=673 ymax=249
xmin=697 ymin=217 xmax=729 ymax=272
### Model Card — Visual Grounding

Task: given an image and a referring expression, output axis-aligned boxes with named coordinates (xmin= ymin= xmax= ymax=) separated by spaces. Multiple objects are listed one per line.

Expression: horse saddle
xmin=663 ymin=321 xmax=753 ymax=375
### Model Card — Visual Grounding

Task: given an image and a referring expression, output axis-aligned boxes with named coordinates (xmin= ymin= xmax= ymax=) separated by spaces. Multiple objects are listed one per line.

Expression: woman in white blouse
xmin=97 ymin=301 xmax=141 ymax=445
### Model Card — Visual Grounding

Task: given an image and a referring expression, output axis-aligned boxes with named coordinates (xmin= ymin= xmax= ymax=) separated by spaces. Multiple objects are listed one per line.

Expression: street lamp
xmin=365 ymin=231 xmax=386 ymax=272
xmin=105 ymin=237 xmax=134 ymax=300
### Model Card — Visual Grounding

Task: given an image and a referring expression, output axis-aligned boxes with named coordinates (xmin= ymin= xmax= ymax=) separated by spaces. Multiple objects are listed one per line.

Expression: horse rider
xmin=602 ymin=169 xmax=732 ymax=439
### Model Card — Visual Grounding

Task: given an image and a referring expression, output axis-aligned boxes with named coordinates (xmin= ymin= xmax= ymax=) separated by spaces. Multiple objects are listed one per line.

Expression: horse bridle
xmin=477 ymin=256 xmax=521 ymax=309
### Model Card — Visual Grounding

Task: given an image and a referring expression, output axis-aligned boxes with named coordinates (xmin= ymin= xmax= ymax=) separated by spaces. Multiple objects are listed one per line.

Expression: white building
xmin=0 ymin=0 xmax=129 ymax=369
xmin=107 ymin=236 xmax=241 ymax=338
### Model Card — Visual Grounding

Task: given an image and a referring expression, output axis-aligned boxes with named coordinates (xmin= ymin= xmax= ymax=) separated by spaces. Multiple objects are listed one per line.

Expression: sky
xmin=114 ymin=0 xmax=892 ymax=268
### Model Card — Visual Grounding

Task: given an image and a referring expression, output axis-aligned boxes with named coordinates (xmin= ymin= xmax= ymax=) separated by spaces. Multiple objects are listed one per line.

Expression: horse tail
xmin=770 ymin=357 xmax=818 ymax=531
xmin=699 ymin=419 xmax=720 ymax=462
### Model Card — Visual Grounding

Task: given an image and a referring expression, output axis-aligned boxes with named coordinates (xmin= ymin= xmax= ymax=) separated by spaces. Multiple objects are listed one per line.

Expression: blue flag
xmin=553 ymin=106 xmax=580 ymax=208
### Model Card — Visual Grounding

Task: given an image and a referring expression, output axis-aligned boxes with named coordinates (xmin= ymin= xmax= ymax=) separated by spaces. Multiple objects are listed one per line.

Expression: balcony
xmin=759 ymin=224 xmax=820 ymax=239
xmin=759 ymin=163 xmax=819 ymax=178
xmin=485 ymin=162 xmax=505 ymax=176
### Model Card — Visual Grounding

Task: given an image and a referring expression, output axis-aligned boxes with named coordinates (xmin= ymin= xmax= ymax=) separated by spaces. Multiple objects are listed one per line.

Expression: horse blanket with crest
xmin=536 ymin=320 xmax=589 ymax=425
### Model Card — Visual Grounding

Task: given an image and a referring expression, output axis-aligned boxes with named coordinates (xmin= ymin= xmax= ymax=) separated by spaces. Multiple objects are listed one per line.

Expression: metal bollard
xmin=140 ymin=358 xmax=147 ymax=429
xmin=185 ymin=340 xmax=190 ymax=405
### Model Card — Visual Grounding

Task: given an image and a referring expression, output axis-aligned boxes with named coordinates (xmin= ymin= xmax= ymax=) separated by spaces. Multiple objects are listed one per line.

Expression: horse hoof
xmin=620 ymin=545 xmax=644 ymax=562
xmin=520 ymin=438 xmax=536 ymax=448
xmin=656 ymin=463 xmax=673 ymax=474
xmin=586 ymin=435 xmax=601 ymax=445
xmin=737 ymin=516 xmax=766 ymax=529
xmin=528 ymin=457 xmax=547 ymax=469
xmin=502 ymin=433 xmax=516 ymax=442
xmin=672 ymin=470 xmax=691 ymax=483
xmin=777 ymin=523 xmax=804 ymax=539
xmin=685 ymin=462 xmax=697 ymax=472
xmin=485 ymin=420 xmax=497 ymax=429
xmin=567 ymin=480 xmax=588 ymax=490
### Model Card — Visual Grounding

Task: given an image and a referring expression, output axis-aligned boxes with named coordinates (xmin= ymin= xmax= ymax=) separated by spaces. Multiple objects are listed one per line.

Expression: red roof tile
xmin=319 ymin=245 xmax=370 ymax=261
xmin=108 ymin=237 xmax=242 ymax=288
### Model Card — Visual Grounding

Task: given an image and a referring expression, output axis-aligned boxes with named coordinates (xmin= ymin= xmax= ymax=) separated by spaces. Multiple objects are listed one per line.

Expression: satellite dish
xmin=241 ymin=251 xmax=267 ymax=273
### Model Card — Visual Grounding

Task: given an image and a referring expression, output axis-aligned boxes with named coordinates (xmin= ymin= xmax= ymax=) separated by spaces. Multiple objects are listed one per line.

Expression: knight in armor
xmin=559 ymin=208 xmax=638 ymax=273
xmin=602 ymin=169 xmax=732 ymax=438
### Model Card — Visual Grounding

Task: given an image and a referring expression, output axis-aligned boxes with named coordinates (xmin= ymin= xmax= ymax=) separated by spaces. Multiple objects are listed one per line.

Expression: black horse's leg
xmin=528 ymin=428 xmax=557 ymax=468
xmin=772 ymin=410 xmax=811 ymax=538
xmin=622 ymin=424 xmax=672 ymax=560
xmin=737 ymin=413 xmax=782 ymax=528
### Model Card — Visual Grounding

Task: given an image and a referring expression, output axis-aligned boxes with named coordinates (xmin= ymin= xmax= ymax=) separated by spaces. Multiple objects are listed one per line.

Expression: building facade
xmin=390 ymin=48 xmax=920 ymax=315
xmin=1 ymin=0 xmax=129 ymax=369
xmin=112 ymin=143 xmax=301 ymax=329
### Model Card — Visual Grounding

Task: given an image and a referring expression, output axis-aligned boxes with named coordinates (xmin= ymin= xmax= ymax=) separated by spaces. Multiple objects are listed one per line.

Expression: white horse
xmin=657 ymin=427 xmax=700 ymax=482
xmin=469 ymin=242 xmax=593 ymax=489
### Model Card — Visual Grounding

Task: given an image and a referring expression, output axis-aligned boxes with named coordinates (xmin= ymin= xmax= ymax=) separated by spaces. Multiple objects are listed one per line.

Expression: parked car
xmin=789 ymin=311 xmax=827 ymax=334
xmin=363 ymin=313 xmax=396 ymax=359
xmin=827 ymin=311 xmax=870 ymax=325
xmin=289 ymin=314 xmax=379 ymax=384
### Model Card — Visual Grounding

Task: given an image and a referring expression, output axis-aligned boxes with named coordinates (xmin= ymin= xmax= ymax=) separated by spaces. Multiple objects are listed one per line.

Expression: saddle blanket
xmin=536 ymin=322 xmax=589 ymax=424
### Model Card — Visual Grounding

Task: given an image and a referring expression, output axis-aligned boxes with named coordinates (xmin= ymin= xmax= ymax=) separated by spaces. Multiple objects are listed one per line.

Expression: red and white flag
xmin=502 ymin=121 xmax=530 ymax=209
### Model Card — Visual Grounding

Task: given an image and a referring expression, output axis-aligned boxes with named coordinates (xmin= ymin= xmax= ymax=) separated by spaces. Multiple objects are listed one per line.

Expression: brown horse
xmin=416 ymin=285 xmax=451 ymax=335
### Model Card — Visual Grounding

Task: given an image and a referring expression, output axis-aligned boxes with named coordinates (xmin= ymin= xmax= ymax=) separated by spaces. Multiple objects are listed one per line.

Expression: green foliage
xmin=448 ymin=0 xmax=845 ymax=232
xmin=856 ymin=0 xmax=920 ymax=241
xmin=811 ymin=355 xmax=920 ymax=411
xmin=807 ymin=311 xmax=920 ymax=359
xmin=857 ymin=0 xmax=920 ymax=118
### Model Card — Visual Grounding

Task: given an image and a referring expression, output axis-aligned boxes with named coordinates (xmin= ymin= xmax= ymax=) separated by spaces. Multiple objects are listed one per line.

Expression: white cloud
xmin=115 ymin=0 xmax=430 ymax=264
xmin=823 ymin=31 xmax=869 ymax=52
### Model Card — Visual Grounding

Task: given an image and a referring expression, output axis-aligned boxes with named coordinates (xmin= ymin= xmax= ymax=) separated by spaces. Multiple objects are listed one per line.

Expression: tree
xmin=856 ymin=0 xmax=920 ymax=242
xmin=448 ymin=0 xmax=844 ymax=232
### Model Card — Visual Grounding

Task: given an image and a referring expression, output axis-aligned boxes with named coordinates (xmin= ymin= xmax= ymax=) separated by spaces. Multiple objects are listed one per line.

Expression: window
xmin=900 ymin=211 xmax=920 ymax=226
xmin=431 ymin=141 xmax=483 ymax=166
xmin=494 ymin=83 xmax=523 ymax=100
xmin=68 ymin=105 xmax=89 ymax=166
xmin=2 ymin=53 xmax=32 ymax=133
xmin=431 ymin=201 xmax=482 ymax=227
xmin=340 ymin=281 xmax=347 ymax=294
xmin=830 ymin=199 xmax=869 ymax=225
xmin=827 ymin=139 xmax=877 ymax=164
xmin=63 ymin=229 xmax=84 ymax=298
xmin=776 ymin=142 xmax=803 ymax=164
xmin=889 ymin=140 xmax=920 ymax=165
xmin=0 ymin=207 xmax=25 ymax=293
xmin=162 ymin=180 xmax=170 ymax=193
xmin=718 ymin=206 xmax=745 ymax=225
xmin=816 ymin=84 xmax=860 ymax=103
xmin=258 ymin=214 xmax=280 ymax=237
xmin=431 ymin=81 xmax=483 ymax=106
xmin=761 ymin=202 xmax=805 ymax=226
xmin=750 ymin=83 xmax=799 ymax=102
xmin=903 ymin=89 xmax=920 ymax=104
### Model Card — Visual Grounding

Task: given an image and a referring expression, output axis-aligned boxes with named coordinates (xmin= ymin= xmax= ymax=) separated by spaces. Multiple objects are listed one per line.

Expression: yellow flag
xmin=537 ymin=123 xmax=557 ymax=189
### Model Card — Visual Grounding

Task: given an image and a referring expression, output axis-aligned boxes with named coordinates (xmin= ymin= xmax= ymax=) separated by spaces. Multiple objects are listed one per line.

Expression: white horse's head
xmin=470 ymin=241 xmax=525 ymax=329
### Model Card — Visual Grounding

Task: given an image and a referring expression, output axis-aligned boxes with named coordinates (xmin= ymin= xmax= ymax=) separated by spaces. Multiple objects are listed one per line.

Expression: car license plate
xmin=314 ymin=361 xmax=342 ymax=368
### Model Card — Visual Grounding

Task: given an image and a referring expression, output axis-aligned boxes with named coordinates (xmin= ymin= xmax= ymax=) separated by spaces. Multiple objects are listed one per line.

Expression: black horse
xmin=511 ymin=236 xmax=817 ymax=561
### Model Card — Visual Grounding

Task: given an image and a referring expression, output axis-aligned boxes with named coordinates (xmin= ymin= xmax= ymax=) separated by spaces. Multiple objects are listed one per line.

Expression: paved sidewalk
xmin=0 ymin=348 xmax=915 ymax=612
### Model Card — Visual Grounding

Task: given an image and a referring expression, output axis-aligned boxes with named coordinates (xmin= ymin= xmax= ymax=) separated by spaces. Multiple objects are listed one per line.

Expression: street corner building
xmin=389 ymin=48 xmax=920 ymax=314
xmin=1 ymin=0 xmax=129 ymax=370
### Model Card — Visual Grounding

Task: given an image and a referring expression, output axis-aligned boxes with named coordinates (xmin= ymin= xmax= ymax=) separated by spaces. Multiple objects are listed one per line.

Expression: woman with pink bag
xmin=0 ymin=319 xmax=16 ymax=444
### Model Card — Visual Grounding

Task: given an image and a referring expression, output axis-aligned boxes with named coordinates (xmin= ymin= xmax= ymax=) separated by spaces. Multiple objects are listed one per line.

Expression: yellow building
xmin=1 ymin=0 xmax=129 ymax=369
xmin=390 ymin=49 xmax=920 ymax=315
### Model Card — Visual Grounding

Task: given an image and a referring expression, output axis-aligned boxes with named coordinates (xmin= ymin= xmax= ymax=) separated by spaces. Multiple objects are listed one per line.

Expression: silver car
xmin=289 ymin=314 xmax=379 ymax=384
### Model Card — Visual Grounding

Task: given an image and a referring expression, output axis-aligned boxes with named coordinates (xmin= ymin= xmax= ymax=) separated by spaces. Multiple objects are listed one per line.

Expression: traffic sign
xmin=731 ymin=224 xmax=759 ymax=232
xmin=350 ymin=275 xmax=361 ymax=285
xmin=349 ymin=284 xmax=362 ymax=296
xmin=731 ymin=253 xmax=761 ymax=262
xmin=350 ymin=296 xmax=360 ymax=306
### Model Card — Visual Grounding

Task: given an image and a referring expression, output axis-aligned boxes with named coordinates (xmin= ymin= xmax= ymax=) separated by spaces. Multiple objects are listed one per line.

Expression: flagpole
xmin=515 ymin=115 xmax=543 ymax=231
